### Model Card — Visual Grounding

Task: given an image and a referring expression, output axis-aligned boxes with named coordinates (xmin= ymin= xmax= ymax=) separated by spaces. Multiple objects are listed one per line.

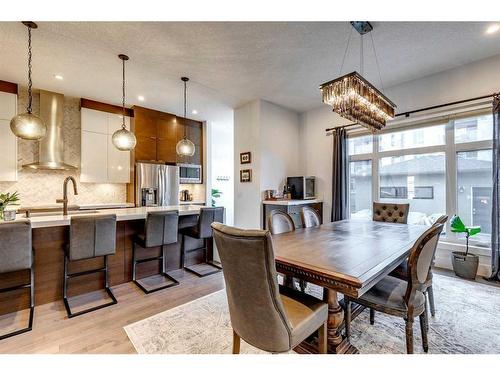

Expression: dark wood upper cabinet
xmin=176 ymin=116 xmax=203 ymax=165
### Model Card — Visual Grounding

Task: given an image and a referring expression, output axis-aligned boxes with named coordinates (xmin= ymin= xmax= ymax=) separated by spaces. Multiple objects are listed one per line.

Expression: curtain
xmin=491 ymin=94 xmax=500 ymax=280
xmin=331 ymin=127 xmax=348 ymax=222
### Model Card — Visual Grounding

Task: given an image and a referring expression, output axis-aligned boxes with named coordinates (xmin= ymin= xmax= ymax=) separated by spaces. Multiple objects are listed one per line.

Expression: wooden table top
xmin=272 ymin=219 xmax=428 ymax=297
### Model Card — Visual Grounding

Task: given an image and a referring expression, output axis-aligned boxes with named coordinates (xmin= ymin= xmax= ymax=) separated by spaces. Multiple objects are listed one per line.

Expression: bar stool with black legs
xmin=132 ymin=210 xmax=179 ymax=294
xmin=180 ymin=207 xmax=224 ymax=277
xmin=0 ymin=220 xmax=34 ymax=340
xmin=63 ymin=214 xmax=118 ymax=318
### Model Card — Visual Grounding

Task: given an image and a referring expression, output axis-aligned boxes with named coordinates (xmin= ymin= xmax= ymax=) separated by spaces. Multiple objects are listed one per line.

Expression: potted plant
xmin=211 ymin=189 xmax=223 ymax=207
xmin=450 ymin=215 xmax=480 ymax=280
xmin=0 ymin=191 xmax=20 ymax=220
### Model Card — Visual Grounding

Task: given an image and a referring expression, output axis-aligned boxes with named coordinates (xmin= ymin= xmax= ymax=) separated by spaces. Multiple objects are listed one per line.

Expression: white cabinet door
xmin=81 ymin=131 xmax=108 ymax=183
xmin=107 ymin=134 xmax=130 ymax=183
xmin=108 ymin=113 xmax=130 ymax=134
xmin=0 ymin=119 xmax=17 ymax=181
xmin=81 ymin=108 xmax=108 ymax=134
xmin=0 ymin=92 xmax=16 ymax=120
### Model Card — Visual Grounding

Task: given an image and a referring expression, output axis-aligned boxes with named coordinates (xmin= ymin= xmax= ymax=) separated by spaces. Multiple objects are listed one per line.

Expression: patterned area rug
xmin=124 ymin=274 xmax=500 ymax=354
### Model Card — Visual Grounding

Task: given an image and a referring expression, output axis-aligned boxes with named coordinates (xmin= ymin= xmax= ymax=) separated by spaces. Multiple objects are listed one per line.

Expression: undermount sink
xmin=24 ymin=210 xmax=101 ymax=218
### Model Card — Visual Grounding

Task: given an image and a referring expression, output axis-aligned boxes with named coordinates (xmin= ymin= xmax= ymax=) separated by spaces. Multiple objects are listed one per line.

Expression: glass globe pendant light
xmin=112 ymin=54 xmax=137 ymax=151
xmin=10 ymin=21 xmax=47 ymax=140
xmin=176 ymin=77 xmax=196 ymax=157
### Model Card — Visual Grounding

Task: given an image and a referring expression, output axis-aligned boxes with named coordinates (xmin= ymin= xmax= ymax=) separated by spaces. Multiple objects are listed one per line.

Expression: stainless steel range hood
xmin=23 ymin=90 xmax=77 ymax=170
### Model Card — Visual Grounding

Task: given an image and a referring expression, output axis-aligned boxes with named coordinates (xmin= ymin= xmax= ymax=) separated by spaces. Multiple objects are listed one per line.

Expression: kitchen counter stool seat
xmin=132 ymin=210 xmax=180 ymax=294
xmin=63 ymin=214 xmax=118 ymax=318
xmin=180 ymin=207 xmax=224 ymax=277
xmin=0 ymin=220 xmax=34 ymax=340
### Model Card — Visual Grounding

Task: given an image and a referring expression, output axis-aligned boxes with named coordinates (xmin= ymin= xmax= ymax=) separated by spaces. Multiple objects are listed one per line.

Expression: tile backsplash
xmin=0 ymin=86 xmax=126 ymax=207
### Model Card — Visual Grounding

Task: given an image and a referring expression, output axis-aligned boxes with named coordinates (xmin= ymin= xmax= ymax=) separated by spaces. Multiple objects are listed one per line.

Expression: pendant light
xmin=10 ymin=21 xmax=47 ymax=140
xmin=112 ymin=54 xmax=137 ymax=151
xmin=176 ymin=77 xmax=196 ymax=157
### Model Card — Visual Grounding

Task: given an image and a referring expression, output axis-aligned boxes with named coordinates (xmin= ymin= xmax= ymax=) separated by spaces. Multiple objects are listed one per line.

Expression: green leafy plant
xmin=0 ymin=191 xmax=20 ymax=218
xmin=211 ymin=189 xmax=223 ymax=207
xmin=450 ymin=215 xmax=481 ymax=256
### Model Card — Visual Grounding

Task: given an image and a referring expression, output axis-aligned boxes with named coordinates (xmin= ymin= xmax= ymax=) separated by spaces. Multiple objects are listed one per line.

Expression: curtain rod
xmin=325 ymin=92 xmax=496 ymax=132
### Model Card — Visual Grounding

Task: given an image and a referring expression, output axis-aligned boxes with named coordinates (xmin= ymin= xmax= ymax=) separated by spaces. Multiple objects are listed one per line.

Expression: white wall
xmin=234 ymin=99 xmax=301 ymax=229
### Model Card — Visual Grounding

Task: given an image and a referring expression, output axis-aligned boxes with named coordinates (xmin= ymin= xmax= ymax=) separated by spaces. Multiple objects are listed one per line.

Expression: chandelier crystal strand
xmin=111 ymin=54 xmax=136 ymax=151
xmin=10 ymin=21 xmax=47 ymax=141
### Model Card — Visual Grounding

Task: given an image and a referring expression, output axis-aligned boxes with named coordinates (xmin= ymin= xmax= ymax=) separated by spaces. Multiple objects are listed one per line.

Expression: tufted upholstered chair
xmin=211 ymin=222 xmax=328 ymax=354
xmin=0 ymin=220 xmax=34 ymax=340
xmin=345 ymin=222 xmax=444 ymax=354
xmin=372 ymin=202 xmax=410 ymax=224
xmin=300 ymin=206 xmax=321 ymax=228
xmin=63 ymin=214 xmax=117 ymax=318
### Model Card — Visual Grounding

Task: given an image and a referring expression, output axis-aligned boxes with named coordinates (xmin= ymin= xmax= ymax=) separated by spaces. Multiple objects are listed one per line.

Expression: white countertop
xmin=8 ymin=205 xmax=207 ymax=229
xmin=262 ymin=199 xmax=322 ymax=206
xmin=179 ymin=200 xmax=206 ymax=205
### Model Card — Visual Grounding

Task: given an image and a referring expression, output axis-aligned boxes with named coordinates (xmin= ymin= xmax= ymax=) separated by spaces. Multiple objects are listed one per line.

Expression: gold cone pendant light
xmin=320 ymin=21 xmax=396 ymax=132
xmin=176 ymin=77 xmax=196 ymax=157
xmin=10 ymin=21 xmax=47 ymax=140
xmin=112 ymin=54 xmax=137 ymax=151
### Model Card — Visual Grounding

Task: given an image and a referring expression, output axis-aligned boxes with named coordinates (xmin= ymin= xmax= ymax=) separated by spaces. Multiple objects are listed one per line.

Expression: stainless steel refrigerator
xmin=135 ymin=162 xmax=180 ymax=207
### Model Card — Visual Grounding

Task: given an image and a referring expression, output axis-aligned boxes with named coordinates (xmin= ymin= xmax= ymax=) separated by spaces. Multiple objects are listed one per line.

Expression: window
xmin=378 ymin=124 xmax=446 ymax=152
xmin=349 ymin=160 xmax=372 ymax=218
xmin=454 ymin=114 xmax=493 ymax=143
xmin=348 ymin=135 xmax=372 ymax=155
xmin=347 ymin=111 xmax=493 ymax=246
xmin=457 ymin=149 xmax=492 ymax=244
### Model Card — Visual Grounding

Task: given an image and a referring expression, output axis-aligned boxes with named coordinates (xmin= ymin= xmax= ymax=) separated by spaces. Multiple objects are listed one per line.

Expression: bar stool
xmin=63 ymin=214 xmax=117 ymax=318
xmin=132 ymin=210 xmax=179 ymax=294
xmin=0 ymin=220 xmax=34 ymax=340
xmin=180 ymin=207 xmax=224 ymax=277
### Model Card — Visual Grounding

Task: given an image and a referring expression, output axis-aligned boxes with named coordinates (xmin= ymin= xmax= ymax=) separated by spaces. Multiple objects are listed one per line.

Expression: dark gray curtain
xmin=491 ymin=94 xmax=500 ymax=280
xmin=331 ymin=128 xmax=348 ymax=222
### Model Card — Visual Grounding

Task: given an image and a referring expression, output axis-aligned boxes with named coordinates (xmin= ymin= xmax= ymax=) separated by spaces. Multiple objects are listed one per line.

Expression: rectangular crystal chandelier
xmin=320 ymin=71 xmax=396 ymax=132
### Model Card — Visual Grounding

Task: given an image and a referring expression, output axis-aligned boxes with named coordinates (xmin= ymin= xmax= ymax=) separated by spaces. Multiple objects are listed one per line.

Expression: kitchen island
xmin=0 ymin=205 xmax=214 ymax=315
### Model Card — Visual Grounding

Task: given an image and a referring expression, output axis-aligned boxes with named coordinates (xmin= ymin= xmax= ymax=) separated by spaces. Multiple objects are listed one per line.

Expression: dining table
xmin=271 ymin=219 xmax=429 ymax=354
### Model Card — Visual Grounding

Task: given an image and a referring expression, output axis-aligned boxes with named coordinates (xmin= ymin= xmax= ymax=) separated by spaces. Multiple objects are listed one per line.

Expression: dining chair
xmin=211 ymin=222 xmax=328 ymax=354
xmin=344 ymin=222 xmax=444 ymax=354
xmin=301 ymin=206 xmax=321 ymax=228
xmin=390 ymin=215 xmax=448 ymax=318
xmin=267 ymin=210 xmax=303 ymax=291
xmin=372 ymin=202 xmax=410 ymax=224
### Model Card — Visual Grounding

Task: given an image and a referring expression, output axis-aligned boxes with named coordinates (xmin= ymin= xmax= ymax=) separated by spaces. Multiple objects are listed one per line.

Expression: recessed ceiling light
xmin=486 ymin=24 xmax=500 ymax=34
xmin=137 ymin=95 xmax=145 ymax=102
xmin=54 ymin=74 xmax=63 ymax=80
xmin=192 ymin=109 xmax=198 ymax=115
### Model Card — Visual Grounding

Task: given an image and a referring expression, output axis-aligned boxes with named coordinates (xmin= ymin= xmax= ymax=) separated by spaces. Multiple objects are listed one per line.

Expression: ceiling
xmin=1 ymin=21 xmax=500 ymax=119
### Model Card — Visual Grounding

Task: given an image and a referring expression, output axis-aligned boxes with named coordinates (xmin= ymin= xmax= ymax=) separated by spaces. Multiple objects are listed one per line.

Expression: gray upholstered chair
xmin=267 ymin=210 xmax=295 ymax=234
xmin=345 ymin=222 xmax=444 ymax=354
xmin=211 ymin=222 xmax=328 ymax=354
xmin=372 ymin=202 xmax=410 ymax=224
xmin=180 ymin=207 xmax=224 ymax=277
xmin=63 ymin=214 xmax=117 ymax=318
xmin=301 ymin=206 xmax=321 ymax=228
xmin=0 ymin=220 xmax=34 ymax=340
xmin=390 ymin=215 xmax=448 ymax=317
xmin=133 ymin=210 xmax=179 ymax=294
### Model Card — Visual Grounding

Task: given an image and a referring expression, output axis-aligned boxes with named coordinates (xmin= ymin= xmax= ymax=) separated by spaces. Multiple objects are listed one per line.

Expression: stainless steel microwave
xmin=287 ymin=176 xmax=316 ymax=200
xmin=178 ymin=163 xmax=202 ymax=184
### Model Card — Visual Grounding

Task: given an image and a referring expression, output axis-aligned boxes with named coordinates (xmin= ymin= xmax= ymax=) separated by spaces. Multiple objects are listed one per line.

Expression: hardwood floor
xmin=0 ymin=270 xmax=225 ymax=354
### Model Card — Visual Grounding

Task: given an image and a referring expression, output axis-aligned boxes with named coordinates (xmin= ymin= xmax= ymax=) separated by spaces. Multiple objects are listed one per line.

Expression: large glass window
xmin=457 ymin=149 xmax=492 ymax=244
xmin=348 ymin=135 xmax=372 ymax=155
xmin=349 ymin=160 xmax=372 ymax=219
xmin=379 ymin=124 xmax=446 ymax=152
xmin=454 ymin=114 xmax=493 ymax=143
xmin=379 ymin=153 xmax=446 ymax=225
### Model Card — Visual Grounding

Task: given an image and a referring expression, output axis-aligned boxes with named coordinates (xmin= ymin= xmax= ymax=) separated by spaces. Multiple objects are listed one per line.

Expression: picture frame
xmin=240 ymin=151 xmax=251 ymax=164
xmin=240 ymin=169 xmax=252 ymax=183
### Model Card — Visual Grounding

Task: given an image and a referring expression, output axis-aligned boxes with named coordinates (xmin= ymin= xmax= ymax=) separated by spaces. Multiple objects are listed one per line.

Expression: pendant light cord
xmin=27 ymin=25 xmax=33 ymax=114
xmin=122 ymin=57 xmax=126 ymax=129
xmin=183 ymin=79 xmax=187 ymax=138
xmin=370 ymin=31 xmax=385 ymax=93
xmin=360 ymin=34 xmax=364 ymax=76
xmin=339 ymin=26 xmax=353 ymax=76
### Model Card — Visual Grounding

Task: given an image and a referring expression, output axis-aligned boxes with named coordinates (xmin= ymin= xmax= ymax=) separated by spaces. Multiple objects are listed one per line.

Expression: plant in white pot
xmin=0 ymin=191 xmax=20 ymax=220
xmin=450 ymin=215 xmax=480 ymax=280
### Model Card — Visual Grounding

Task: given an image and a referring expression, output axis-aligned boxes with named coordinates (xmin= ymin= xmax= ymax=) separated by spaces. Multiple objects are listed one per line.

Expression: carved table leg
xmin=323 ymin=288 xmax=359 ymax=354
